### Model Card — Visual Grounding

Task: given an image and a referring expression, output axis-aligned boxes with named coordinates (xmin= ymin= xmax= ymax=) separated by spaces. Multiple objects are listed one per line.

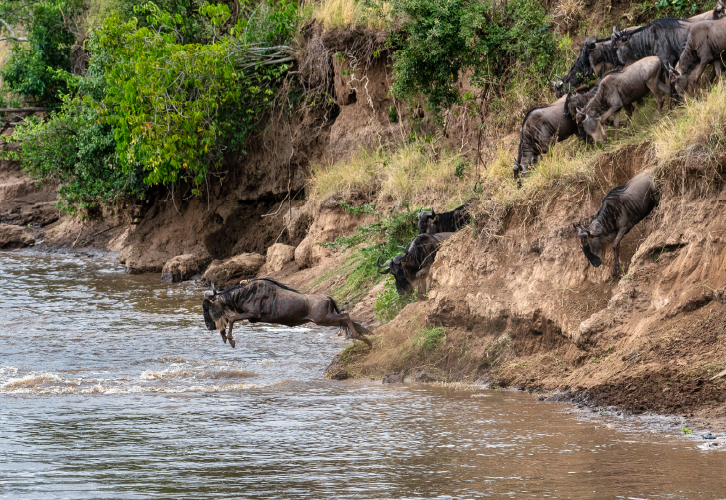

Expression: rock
xmin=410 ymin=368 xmax=443 ymax=384
xmin=703 ymin=433 xmax=716 ymax=440
xmin=382 ymin=372 xmax=405 ymax=384
xmin=201 ymin=252 xmax=266 ymax=287
xmin=0 ymin=223 xmax=35 ymax=249
xmin=265 ymin=243 xmax=295 ymax=272
xmin=161 ymin=254 xmax=202 ymax=283
xmin=325 ymin=354 xmax=349 ymax=380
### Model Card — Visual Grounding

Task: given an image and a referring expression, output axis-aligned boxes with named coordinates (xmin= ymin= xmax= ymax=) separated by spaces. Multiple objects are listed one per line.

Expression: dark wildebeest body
xmin=574 ymin=172 xmax=658 ymax=279
xmin=377 ymin=232 xmax=453 ymax=298
xmin=670 ymin=17 xmax=726 ymax=94
xmin=202 ymin=278 xmax=371 ymax=348
xmin=418 ymin=202 xmax=472 ymax=234
xmin=555 ymin=29 xmax=639 ymax=97
xmin=577 ymin=57 xmax=668 ymax=142
xmin=613 ymin=18 xmax=692 ymax=72
xmin=514 ymin=95 xmax=578 ymax=179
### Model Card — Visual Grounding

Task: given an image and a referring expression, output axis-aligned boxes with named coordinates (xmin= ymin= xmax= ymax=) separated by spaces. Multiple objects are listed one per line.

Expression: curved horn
xmin=554 ymin=74 xmax=562 ymax=79
xmin=211 ymin=282 xmax=217 ymax=296
xmin=430 ymin=206 xmax=435 ymax=216
xmin=576 ymin=107 xmax=584 ymax=114
xmin=376 ymin=255 xmax=388 ymax=268
xmin=419 ymin=206 xmax=423 ymax=214
xmin=398 ymin=245 xmax=407 ymax=251
xmin=472 ymin=180 xmax=481 ymax=193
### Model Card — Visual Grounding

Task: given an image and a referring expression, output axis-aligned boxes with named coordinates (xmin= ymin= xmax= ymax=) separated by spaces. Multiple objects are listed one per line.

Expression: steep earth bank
xmin=336 ymin=144 xmax=726 ymax=430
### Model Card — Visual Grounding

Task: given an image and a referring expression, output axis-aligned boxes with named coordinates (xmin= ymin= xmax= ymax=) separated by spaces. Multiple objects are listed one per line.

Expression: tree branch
xmin=0 ymin=18 xmax=28 ymax=42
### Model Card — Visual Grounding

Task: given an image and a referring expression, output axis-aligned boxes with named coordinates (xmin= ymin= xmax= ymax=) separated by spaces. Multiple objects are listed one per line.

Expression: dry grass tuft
xmin=309 ymin=143 xmax=476 ymax=208
xmin=308 ymin=0 xmax=390 ymax=30
xmin=651 ymin=82 xmax=726 ymax=198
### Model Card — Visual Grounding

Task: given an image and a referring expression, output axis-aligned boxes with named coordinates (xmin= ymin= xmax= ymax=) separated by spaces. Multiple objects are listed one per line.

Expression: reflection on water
xmin=1 ymin=249 xmax=725 ymax=499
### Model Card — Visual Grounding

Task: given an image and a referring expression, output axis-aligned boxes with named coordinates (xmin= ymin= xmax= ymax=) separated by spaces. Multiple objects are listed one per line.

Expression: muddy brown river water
xmin=1 ymin=250 xmax=726 ymax=499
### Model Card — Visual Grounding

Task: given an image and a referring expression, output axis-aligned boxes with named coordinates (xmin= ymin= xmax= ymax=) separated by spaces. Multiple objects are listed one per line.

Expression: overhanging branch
xmin=0 ymin=18 xmax=28 ymax=42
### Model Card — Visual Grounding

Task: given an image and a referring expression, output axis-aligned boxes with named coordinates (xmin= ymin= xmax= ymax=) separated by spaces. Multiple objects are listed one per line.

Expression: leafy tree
xmin=388 ymin=0 xmax=556 ymax=114
xmin=0 ymin=0 xmax=83 ymax=105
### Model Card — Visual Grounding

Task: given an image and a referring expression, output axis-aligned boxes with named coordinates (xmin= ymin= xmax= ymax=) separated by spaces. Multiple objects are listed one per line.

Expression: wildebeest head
xmin=667 ymin=63 xmax=689 ymax=96
xmin=377 ymin=254 xmax=413 ymax=295
xmin=716 ymin=0 xmax=725 ymax=18
xmin=576 ymin=106 xmax=607 ymax=143
xmin=417 ymin=206 xmax=436 ymax=234
xmin=573 ymin=223 xmax=604 ymax=267
xmin=202 ymin=283 xmax=227 ymax=331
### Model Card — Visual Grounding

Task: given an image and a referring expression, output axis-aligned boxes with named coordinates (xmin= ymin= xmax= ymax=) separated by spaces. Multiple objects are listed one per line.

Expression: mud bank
xmin=335 ymin=144 xmax=726 ymax=427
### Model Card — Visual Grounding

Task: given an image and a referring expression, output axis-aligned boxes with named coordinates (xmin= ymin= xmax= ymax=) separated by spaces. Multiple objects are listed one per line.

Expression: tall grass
xmin=307 ymin=0 xmax=391 ymax=30
xmin=309 ymin=143 xmax=474 ymax=207
xmin=652 ymin=81 xmax=726 ymax=166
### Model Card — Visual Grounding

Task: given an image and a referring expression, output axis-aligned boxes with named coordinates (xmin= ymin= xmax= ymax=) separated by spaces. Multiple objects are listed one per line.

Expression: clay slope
xmin=344 ymin=145 xmax=726 ymax=420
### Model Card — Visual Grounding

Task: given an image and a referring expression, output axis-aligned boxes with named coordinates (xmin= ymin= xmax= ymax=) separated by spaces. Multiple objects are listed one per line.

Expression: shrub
xmin=388 ymin=0 xmax=557 ymax=114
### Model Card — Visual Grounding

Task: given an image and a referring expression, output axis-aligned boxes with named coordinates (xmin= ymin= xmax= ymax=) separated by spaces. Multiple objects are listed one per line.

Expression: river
xmin=1 ymin=250 xmax=725 ymax=499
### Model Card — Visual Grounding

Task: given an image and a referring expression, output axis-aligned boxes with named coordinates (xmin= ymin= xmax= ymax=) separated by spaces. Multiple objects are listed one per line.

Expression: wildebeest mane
xmin=622 ymin=17 xmax=686 ymax=37
xmin=517 ymin=106 xmax=546 ymax=163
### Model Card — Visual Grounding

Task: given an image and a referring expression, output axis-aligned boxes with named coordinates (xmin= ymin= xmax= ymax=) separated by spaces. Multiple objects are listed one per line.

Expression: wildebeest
xmin=576 ymin=57 xmax=668 ymax=142
xmin=377 ymin=232 xmax=454 ymax=298
xmin=668 ymin=17 xmax=726 ymax=94
xmin=417 ymin=202 xmax=471 ymax=234
xmin=689 ymin=0 xmax=725 ymax=22
xmin=514 ymin=95 xmax=578 ymax=179
xmin=564 ymin=84 xmax=600 ymax=142
xmin=202 ymin=278 xmax=372 ymax=348
xmin=574 ymin=171 xmax=658 ymax=279
xmin=612 ymin=18 xmax=692 ymax=71
xmin=555 ymin=29 xmax=636 ymax=97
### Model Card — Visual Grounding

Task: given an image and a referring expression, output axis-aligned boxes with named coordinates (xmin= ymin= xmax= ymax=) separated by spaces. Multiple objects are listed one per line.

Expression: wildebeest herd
xmin=521 ymin=0 xmax=726 ymax=178
xmin=201 ymin=4 xmax=726 ymax=346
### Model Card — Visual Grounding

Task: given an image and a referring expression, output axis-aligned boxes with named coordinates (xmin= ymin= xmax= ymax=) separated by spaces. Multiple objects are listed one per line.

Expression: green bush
xmin=0 ymin=0 xmax=81 ymax=105
xmin=388 ymin=0 xmax=556 ymax=114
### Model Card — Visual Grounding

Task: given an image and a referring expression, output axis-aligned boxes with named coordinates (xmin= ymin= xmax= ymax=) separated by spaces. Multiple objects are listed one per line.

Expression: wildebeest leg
xmin=610 ymin=227 xmax=630 ymax=280
xmin=623 ymin=103 xmax=634 ymax=118
xmin=317 ymin=309 xmax=372 ymax=346
xmin=415 ymin=266 xmax=431 ymax=300
xmin=220 ymin=330 xmax=228 ymax=344
xmin=226 ymin=313 xmax=258 ymax=348
xmin=612 ymin=110 xmax=621 ymax=141
xmin=648 ymin=80 xmax=666 ymax=113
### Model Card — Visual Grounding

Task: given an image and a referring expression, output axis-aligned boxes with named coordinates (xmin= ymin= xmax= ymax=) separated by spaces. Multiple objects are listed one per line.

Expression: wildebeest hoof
xmin=229 ymin=338 xmax=236 ymax=348
xmin=220 ymin=331 xmax=227 ymax=343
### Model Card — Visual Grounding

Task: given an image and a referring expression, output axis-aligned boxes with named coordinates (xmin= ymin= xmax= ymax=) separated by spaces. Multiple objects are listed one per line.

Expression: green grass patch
xmin=412 ymin=326 xmax=446 ymax=352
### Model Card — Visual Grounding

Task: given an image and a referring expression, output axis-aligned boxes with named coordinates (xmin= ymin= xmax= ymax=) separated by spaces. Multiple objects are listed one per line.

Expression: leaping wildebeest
xmin=576 ymin=56 xmax=668 ymax=142
xmin=668 ymin=16 xmax=726 ymax=95
xmin=417 ymin=202 xmax=472 ymax=234
xmin=377 ymin=232 xmax=454 ymax=299
xmin=202 ymin=278 xmax=372 ymax=348
xmin=514 ymin=95 xmax=578 ymax=179
xmin=574 ymin=171 xmax=659 ymax=279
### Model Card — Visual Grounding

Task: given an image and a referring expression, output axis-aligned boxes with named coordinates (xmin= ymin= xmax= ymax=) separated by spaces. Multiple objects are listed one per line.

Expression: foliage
xmin=388 ymin=0 xmax=557 ymax=113
xmin=7 ymin=1 xmax=298 ymax=212
xmin=655 ymin=0 xmax=700 ymax=17
xmin=412 ymin=326 xmax=446 ymax=351
xmin=375 ymin=275 xmax=418 ymax=321
xmin=96 ymin=2 xmax=296 ymax=192
xmin=322 ymin=208 xmax=418 ymax=303
xmin=0 ymin=0 xmax=82 ymax=105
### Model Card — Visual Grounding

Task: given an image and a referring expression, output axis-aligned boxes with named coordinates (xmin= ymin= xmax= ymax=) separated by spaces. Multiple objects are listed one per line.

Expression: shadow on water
xmin=1 ymin=249 xmax=725 ymax=499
